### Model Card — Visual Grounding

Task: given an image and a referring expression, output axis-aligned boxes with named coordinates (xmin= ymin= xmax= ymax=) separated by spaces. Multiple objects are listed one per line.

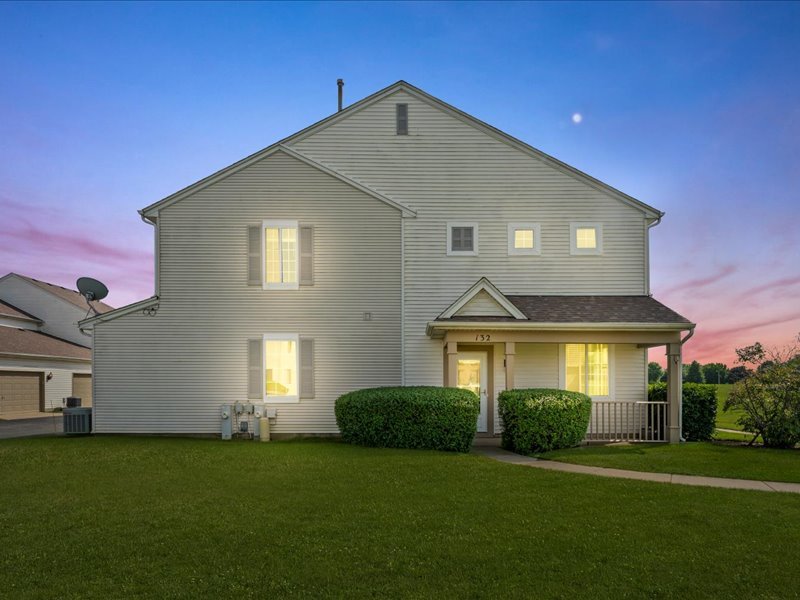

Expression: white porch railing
xmin=585 ymin=401 xmax=668 ymax=443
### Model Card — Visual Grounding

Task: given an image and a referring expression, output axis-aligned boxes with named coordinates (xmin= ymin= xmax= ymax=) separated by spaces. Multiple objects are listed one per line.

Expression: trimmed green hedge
xmin=498 ymin=389 xmax=592 ymax=454
xmin=335 ymin=386 xmax=479 ymax=453
xmin=648 ymin=382 xmax=717 ymax=441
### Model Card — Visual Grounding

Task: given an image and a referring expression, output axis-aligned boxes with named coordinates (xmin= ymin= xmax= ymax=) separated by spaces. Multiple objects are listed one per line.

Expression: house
xmin=0 ymin=273 xmax=113 ymax=415
xmin=81 ymin=81 xmax=694 ymax=441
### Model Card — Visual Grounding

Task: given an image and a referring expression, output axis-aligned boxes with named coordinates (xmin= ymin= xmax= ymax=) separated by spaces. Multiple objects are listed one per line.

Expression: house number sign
xmin=475 ymin=334 xmax=491 ymax=342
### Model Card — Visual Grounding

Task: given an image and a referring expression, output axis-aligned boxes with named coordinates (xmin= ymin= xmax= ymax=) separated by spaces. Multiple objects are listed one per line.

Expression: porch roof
xmin=428 ymin=295 xmax=693 ymax=340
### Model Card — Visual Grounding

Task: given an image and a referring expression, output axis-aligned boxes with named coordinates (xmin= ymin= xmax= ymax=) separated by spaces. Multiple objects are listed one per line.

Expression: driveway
xmin=0 ymin=415 xmax=63 ymax=439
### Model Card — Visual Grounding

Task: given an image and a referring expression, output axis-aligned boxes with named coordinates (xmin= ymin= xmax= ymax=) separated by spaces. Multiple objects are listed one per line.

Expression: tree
xmin=724 ymin=338 xmax=800 ymax=448
xmin=648 ymin=362 xmax=664 ymax=384
xmin=685 ymin=360 xmax=704 ymax=383
xmin=727 ymin=366 xmax=751 ymax=383
xmin=702 ymin=362 xmax=729 ymax=385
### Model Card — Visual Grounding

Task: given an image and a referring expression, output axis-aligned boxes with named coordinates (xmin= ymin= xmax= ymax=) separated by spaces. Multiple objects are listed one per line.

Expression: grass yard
xmin=2 ymin=438 xmax=800 ymax=598
xmin=714 ymin=383 xmax=746 ymax=430
xmin=541 ymin=442 xmax=800 ymax=483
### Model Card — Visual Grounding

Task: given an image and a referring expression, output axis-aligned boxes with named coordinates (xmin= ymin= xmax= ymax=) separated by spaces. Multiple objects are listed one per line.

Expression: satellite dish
xmin=76 ymin=277 xmax=109 ymax=315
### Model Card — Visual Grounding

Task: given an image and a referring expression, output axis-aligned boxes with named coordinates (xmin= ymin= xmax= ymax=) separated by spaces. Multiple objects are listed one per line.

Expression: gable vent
xmin=396 ymin=103 xmax=408 ymax=135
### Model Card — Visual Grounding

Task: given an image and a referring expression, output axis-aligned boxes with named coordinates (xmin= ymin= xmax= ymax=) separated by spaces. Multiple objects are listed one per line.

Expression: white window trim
xmin=570 ymin=222 xmax=603 ymax=255
xmin=446 ymin=222 xmax=479 ymax=256
xmin=263 ymin=333 xmax=300 ymax=403
xmin=507 ymin=223 xmax=542 ymax=255
xmin=558 ymin=343 xmax=615 ymax=400
xmin=262 ymin=219 xmax=299 ymax=290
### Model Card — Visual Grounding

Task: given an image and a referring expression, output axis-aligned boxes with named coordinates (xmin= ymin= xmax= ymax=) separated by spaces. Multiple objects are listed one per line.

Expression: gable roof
xmin=139 ymin=81 xmax=663 ymax=220
xmin=436 ymin=294 xmax=692 ymax=325
xmin=438 ymin=278 xmax=528 ymax=320
xmin=0 ymin=300 xmax=42 ymax=323
xmin=0 ymin=326 xmax=91 ymax=362
xmin=1 ymin=274 xmax=115 ymax=314
xmin=141 ymin=146 xmax=415 ymax=219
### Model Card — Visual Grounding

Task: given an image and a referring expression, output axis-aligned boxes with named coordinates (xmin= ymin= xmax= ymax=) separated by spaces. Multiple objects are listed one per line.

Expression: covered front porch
xmin=427 ymin=279 xmax=695 ymax=443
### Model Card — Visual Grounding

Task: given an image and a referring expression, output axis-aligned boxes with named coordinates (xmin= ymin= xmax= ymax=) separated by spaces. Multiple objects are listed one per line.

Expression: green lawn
xmin=715 ymin=384 xmax=746 ymax=430
xmin=2 ymin=438 xmax=800 ymax=598
xmin=541 ymin=442 xmax=800 ymax=483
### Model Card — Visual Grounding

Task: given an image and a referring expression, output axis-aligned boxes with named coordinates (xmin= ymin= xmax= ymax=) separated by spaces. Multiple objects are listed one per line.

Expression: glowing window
xmin=570 ymin=223 xmax=603 ymax=255
xmin=565 ymin=343 xmax=609 ymax=396
xmin=508 ymin=223 xmax=541 ymax=255
xmin=263 ymin=220 xmax=298 ymax=289
xmin=576 ymin=228 xmax=596 ymax=249
xmin=264 ymin=335 xmax=298 ymax=400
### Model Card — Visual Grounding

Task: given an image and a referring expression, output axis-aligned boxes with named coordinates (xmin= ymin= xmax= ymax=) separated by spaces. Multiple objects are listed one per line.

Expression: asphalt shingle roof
xmin=15 ymin=274 xmax=114 ymax=314
xmin=438 ymin=295 xmax=692 ymax=324
xmin=0 ymin=327 xmax=91 ymax=361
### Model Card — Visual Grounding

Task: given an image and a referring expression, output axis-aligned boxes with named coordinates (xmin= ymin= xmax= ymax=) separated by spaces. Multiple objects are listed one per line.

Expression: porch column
xmin=666 ymin=343 xmax=682 ymax=443
xmin=504 ymin=342 xmax=515 ymax=391
xmin=446 ymin=341 xmax=458 ymax=387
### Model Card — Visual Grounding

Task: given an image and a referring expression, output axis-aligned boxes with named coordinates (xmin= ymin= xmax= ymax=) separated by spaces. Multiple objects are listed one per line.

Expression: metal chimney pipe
xmin=337 ymin=79 xmax=344 ymax=112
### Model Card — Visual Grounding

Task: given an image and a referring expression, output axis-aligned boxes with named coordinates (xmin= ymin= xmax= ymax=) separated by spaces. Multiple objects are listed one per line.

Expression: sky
xmin=1 ymin=1 xmax=798 ymax=367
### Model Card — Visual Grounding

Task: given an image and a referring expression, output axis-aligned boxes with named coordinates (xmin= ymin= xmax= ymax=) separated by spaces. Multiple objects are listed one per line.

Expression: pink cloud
xmin=659 ymin=264 xmax=737 ymax=297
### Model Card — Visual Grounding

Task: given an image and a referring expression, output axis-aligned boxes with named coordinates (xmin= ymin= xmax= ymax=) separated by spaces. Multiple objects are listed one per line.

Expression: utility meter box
xmin=220 ymin=404 xmax=232 ymax=440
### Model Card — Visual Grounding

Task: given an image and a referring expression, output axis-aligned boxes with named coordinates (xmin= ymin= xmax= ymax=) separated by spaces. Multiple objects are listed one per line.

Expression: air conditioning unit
xmin=63 ymin=407 xmax=92 ymax=435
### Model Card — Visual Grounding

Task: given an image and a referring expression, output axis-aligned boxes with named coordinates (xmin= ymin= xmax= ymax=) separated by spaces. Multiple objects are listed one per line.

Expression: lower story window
xmin=565 ymin=343 xmax=609 ymax=396
xmin=264 ymin=334 xmax=298 ymax=401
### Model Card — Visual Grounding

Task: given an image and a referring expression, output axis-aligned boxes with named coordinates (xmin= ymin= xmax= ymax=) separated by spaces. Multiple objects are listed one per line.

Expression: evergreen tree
xmin=648 ymin=362 xmax=664 ymax=383
xmin=685 ymin=360 xmax=704 ymax=383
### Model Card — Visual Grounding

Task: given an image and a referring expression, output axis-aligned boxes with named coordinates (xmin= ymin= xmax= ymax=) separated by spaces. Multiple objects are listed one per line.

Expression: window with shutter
xmin=263 ymin=333 xmax=300 ymax=403
xmin=247 ymin=225 xmax=262 ymax=286
xmin=247 ymin=338 xmax=263 ymax=399
xmin=299 ymin=226 xmax=314 ymax=286
xmin=299 ymin=338 xmax=315 ymax=398
xmin=262 ymin=220 xmax=299 ymax=289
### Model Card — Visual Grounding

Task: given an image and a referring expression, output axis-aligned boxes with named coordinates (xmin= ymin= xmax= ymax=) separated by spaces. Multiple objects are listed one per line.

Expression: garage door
xmin=72 ymin=374 xmax=92 ymax=407
xmin=0 ymin=372 xmax=43 ymax=415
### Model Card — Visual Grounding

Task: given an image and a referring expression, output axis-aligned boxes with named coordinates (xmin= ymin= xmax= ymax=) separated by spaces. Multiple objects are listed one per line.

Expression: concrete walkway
xmin=473 ymin=446 xmax=800 ymax=494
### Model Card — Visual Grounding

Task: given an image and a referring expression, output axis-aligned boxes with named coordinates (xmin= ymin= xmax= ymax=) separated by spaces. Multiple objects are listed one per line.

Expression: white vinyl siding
xmin=453 ymin=290 xmax=512 ymax=318
xmin=291 ymin=90 xmax=649 ymax=386
xmin=92 ymin=150 xmax=401 ymax=434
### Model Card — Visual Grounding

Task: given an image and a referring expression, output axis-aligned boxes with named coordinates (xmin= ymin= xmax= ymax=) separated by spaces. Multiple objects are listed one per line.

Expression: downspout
xmin=645 ymin=213 xmax=663 ymax=296
xmin=139 ymin=210 xmax=159 ymax=297
xmin=400 ymin=216 xmax=405 ymax=385
xmin=678 ymin=325 xmax=696 ymax=442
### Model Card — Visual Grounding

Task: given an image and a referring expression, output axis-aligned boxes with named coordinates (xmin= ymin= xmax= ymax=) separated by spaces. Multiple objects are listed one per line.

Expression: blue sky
xmin=1 ymin=1 xmax=798 ymax=364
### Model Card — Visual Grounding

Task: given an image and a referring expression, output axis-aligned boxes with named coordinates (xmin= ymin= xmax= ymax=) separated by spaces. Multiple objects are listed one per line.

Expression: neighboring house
xmin=0 ymin=273 xmax=113 ymax=415
xmin=81 ymin=81 xmax=694 ymax=441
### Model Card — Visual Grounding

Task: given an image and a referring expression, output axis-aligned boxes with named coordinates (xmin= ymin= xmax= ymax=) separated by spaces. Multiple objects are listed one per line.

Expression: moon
xmin=572 ymin=113 xmax=583 ymax=124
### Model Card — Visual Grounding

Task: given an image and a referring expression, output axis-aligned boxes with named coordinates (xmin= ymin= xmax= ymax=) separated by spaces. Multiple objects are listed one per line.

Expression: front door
xmin=457 ymin=352 xmax=488 ymax=433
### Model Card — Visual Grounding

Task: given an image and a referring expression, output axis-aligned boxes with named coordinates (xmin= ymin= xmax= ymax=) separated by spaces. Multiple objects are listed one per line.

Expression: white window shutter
xmin=247 ymin=338 xmax=263 ymax=399
xmin=247 ymin=225 xmax=262 ymax=286
xmin=299 ymin=226 xmax=314 ymax=286
xmin=299 ymin=338 xmax=314 ymax=399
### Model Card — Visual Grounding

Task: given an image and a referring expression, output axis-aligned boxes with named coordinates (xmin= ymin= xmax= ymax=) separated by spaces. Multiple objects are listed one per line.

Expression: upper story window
xmin=447 ymin=222 xmax=478 ymax=256
xmin=563 ymin=343 xmax=611 ymax=397
xmin=263 ymin=220 xmax=299 ymax=289
xmin=396 ymin=104 xmax=408 ymax=135
xmin=508 ymin=223 xmax=541 ymax=255
xmin=570 ymin=222 xmax=603 ymax=255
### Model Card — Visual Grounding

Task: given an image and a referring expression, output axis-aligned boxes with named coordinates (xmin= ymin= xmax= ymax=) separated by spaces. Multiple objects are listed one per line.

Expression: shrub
xmin=334 ymin=386 xmax=479 ymax=453
xmin=498 ymin=389 xmax=592 ymax=454
xmin=648 ymin=382 xmax=717 ymax=441
xmin=723 ymin=341 xmax=800 ymax=448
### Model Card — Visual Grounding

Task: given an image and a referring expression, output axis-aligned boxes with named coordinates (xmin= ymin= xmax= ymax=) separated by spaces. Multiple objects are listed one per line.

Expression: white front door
xmin=457 ymin=352 xmax=488 ymax=433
